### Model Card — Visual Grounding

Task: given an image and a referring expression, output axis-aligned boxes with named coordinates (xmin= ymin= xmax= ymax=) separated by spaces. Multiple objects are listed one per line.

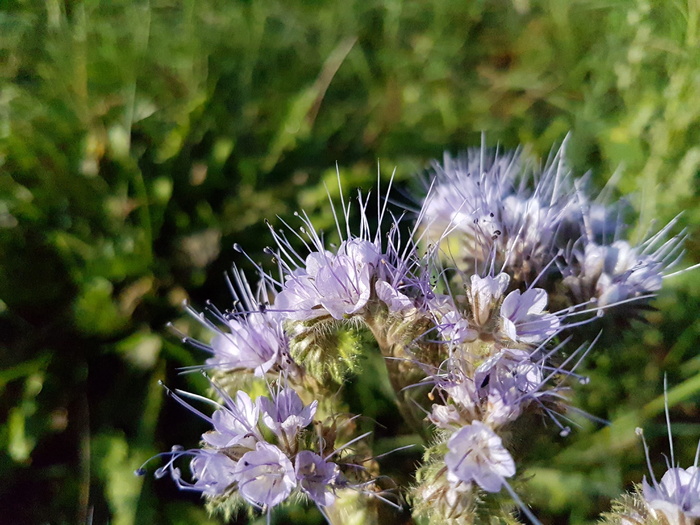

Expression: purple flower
xmin=637 ymin=395 xmax=700 ymax=524
xmin=274 ymin=233 xmax=422 ymax=320
xmin=262 ymin=177 xmax=425 ymax=324
xmin=474 ymin=349 xmax=544 ymax=426
xmin=427 ymin=294 xmax=478 ymax=344
xmin=561 ymin=211 xmax=686 ymax=309
xmin=176 ymin=266 xmax=293 ymax=376
xmin=258 ymin=387 xmax=317 ymax=444
xmin=314 ymin=252 xmax=374 ymax=318
xmin=234 ymin=442 xmax=297 ymax=508
xmin=295 ymin=450 xmax=340 ymax=507
xmin=439 ymin=309 xmax=479 ymax=344
xmin=274 ymin=239 xmax=380 ymax=321
xmin=419 ymin=149 xmax=517 ymax=243
xmin=642 ymin=467 xmax=700 ymax=520
xmin=475 ymin=349 xmax=541 ymax=392
xmin=339 ymin=237 xmax=383 ymax=266
xmin=202 ymin=390 xmax=261 ymax=449
xmin=189 ymin=449 xmax=238 ymax=496
xmin=209 ymin=313 xmax=285 ymax=377
xmin=375 ymin=279 xmax=415 ymax=313
xmin=580 ymin=241 xmax=663 ymax=306
xmin=497 ymin=195 xmax=565 ymax=276
xmin=138 ymin=444 xmax=241 ymax=497
xmin=439 ymin=374 xmax=479 ymax=415
xmin=274 ymin=270 xmax=326 ymax=321
xmin=445 ymin=421 xmax=516 ymax=492
xmin=500 ymin=288 xmax=560 ymax=344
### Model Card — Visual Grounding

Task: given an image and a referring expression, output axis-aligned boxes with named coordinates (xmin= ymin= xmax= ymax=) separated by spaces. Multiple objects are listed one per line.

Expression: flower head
xmin=560 ymin=211 xmax=688 ymax=315
xmin=140 ymin=380 xmax=388 ymax=518
xmin=419 ymin=143 xmax=586 ymax=284
xmin=247 ymin=173 xmax=424 ymax=324
xmin=203 ymin=390 xmax=261 ymax=449
xmin=565 ymin=240 xmax=665 ymax=307
xmin=499 ymin=288 xmax=560 ymax=344
xmin=175 ymin=266 xmax=292 ymax=377
xmin=209 ymin=313 xmax=285 ymax=377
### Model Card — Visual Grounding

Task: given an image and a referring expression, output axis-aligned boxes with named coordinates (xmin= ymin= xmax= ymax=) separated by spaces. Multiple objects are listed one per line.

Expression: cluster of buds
xmin=141 ymin=140 xmax=697 ymax=524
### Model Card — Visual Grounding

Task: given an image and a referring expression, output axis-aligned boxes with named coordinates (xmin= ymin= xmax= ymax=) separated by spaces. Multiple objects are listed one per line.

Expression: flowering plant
xmin=140 ymin=140 xmax=697 ymax=524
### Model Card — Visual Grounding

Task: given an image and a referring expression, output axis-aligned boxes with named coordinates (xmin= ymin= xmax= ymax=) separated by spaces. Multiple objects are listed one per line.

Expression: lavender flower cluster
xmin=138 ymin=266 xmax=399 ymax=522
xmin=141 ymin=141 xmax=697 ymax=524
xmin=140 ymin=384 xmax=364 ymax=514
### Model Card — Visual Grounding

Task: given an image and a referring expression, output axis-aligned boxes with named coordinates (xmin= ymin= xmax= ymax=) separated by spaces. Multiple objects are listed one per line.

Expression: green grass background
xmin=1 ymin=1 xmax=699 ymax=523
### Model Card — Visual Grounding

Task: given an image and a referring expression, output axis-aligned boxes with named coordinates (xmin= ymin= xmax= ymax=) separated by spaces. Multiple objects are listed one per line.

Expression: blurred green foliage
xmin=0 ymin=0 xmax=699 ymax=523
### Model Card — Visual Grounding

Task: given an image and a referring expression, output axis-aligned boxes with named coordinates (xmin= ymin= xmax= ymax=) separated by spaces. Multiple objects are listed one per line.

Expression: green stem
xmin=364 ymin=306 xmax=440 ymax=440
